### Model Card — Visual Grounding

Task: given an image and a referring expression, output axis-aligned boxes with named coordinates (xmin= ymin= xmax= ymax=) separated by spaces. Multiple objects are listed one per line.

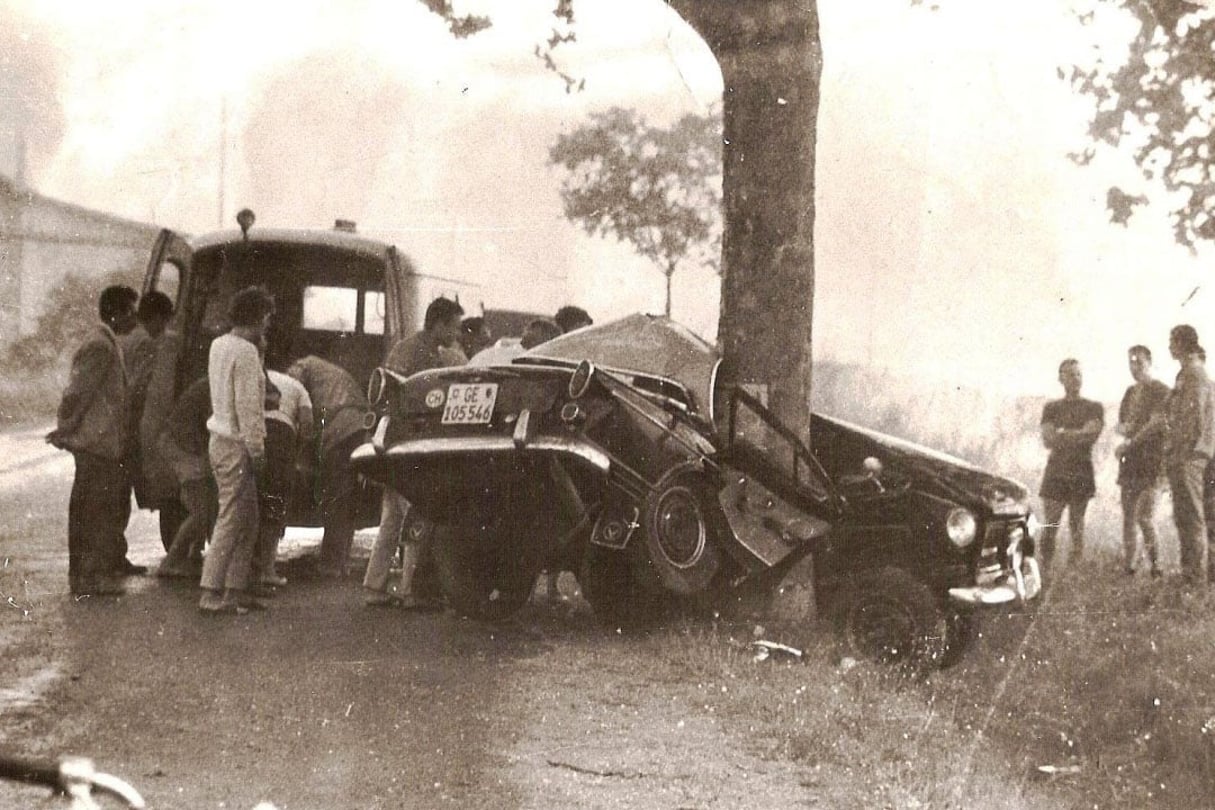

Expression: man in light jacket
xmin=47 ymin=285 xmax=139 ymax=597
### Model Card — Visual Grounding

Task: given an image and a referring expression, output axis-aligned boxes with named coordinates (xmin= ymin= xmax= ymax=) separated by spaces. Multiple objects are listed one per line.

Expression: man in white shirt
xmin=198 ymin=287 xmax=275 ymax=615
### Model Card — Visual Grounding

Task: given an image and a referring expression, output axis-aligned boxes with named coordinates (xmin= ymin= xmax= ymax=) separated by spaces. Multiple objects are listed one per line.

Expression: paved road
xmin=0 ymin=424 xmax=815 ymax=809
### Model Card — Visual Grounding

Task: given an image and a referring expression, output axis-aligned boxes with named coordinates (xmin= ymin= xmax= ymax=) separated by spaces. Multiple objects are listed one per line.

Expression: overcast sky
xmin=3 ymin=0 xmax=1214 ymax=401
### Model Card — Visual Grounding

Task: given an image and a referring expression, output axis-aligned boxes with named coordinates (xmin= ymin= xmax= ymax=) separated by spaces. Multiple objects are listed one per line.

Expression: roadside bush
xmin=0 ymin=269 xmax=140 ymax=426
xmin=3 ymin=270 xmax=140 ymax=374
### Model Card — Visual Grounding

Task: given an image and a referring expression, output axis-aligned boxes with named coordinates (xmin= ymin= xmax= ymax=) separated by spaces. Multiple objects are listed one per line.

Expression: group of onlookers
xmin=53 ymin=282 xmax=592 ymax=612
xmin=1038 ymin=324 xmax=1215 ymax=587
xmin=48 ymin=285 xmax=173 ymax=596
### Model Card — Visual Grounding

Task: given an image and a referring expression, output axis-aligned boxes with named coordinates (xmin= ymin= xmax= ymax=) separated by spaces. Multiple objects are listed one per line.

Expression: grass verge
xmin=645 ymin=552 xmax=1215 ymax=809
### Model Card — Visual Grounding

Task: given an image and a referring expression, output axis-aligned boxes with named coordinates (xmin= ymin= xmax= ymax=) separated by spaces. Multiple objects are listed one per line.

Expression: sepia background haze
xmin=3 ymin=0 xmax=1215 ymax=409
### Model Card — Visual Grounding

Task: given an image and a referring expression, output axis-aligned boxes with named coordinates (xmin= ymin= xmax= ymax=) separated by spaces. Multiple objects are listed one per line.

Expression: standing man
xmin=285 ymin=355 xmax=368 ymax=578
xmin=1038 ymin=358 xmax=1104 ymax=570
xmin=1164 ymin=325 xmax=1215 ymax=587
xmin=198 ymin=287 xmax=274 ymax=615
xmin=47 ymin=285 xmax=138 ymax=597
xmin=534 ymin=307 xmax=592 ymax=603
xmin=119 ymin=290 xmax=176 ymax=565
xmin=1114 ymin=345 xmax=1171 ymax=577
xmin=364 ymin=297 xmax=464 ymax=607
xmin=154 ymin=375 xmax=215 ymax=580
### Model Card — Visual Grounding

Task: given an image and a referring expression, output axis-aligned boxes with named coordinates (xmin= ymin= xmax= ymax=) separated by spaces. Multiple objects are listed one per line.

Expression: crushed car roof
xmin=521 ymin=313 xmax=720 ymax=418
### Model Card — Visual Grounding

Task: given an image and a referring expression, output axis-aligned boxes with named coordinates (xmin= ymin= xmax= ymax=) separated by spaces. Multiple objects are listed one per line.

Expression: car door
xmin=713 ymin=389 xmax=841 ymax=569
xmin=137 ymin=229 xmax=193 ymax=509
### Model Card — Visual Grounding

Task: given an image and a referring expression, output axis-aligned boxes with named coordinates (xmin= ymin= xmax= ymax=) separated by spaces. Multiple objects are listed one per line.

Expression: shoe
xmin=263 ymin=574 xmax=288 ymax=587
xmin=249 ymin=584 xmax=277 ymax=599
xmin=364 ymin=591 xmax=403 ymax=608
xmin=157 ymin=564 xmax=196 ymax=579
xmin=198 ymin=601 xmax=249 ymax=616
xmin=72 ymin=578 xmax=126 ymax=597
xmin=115 ymin=559 xmax=148 ymax=576
xmin=399 ymin=594 xmax=445 ymax=613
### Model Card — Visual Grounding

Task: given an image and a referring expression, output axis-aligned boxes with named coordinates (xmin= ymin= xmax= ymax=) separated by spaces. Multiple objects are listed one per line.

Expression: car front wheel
xmin=831 ymin=566 xmax=949 ymax=671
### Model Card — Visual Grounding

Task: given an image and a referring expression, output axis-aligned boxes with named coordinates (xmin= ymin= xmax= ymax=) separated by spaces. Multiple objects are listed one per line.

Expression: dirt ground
xmin=0 ymin=424 xmax=820 ymax=809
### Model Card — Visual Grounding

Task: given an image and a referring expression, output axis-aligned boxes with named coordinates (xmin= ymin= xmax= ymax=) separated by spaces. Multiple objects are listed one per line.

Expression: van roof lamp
xmin=236 ymin=208 xmax=256 ymax=241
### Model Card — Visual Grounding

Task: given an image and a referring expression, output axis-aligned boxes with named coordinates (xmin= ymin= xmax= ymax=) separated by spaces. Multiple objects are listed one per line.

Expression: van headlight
xmin=946 ymin=507 xmax=978 ymax=548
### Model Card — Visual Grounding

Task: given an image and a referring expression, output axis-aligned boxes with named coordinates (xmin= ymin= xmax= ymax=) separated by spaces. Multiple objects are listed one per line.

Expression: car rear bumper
xmin=350 ymin=434 xmax=611 ymax=475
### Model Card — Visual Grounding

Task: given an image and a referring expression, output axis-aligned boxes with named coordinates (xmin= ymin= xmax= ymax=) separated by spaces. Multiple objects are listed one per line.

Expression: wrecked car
xmin=351 ymin=314 xmax=1041 ymax=668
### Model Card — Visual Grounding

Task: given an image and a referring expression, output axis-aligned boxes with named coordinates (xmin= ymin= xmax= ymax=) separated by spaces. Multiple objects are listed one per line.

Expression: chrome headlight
xmin=946 ymin=507 xmax=978 ymax=548
xmin=1026 ymin=512 xmax=1042 ymax=541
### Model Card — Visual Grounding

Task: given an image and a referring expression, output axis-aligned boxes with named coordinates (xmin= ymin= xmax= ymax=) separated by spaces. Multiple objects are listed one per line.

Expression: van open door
xmin=136 ymin=229 xmax=193 ymax=515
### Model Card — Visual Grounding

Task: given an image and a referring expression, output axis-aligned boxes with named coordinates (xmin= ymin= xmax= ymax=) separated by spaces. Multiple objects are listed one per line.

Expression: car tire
xmin=431 ymin=523 xmax=536 ymax=622
xmin=580 ymin=545 xmax=671 ymax=632
xmin=638 ymin=476 xmax=723 ymax=596
xmin=831 ymin=566 xmax=948 ymax=671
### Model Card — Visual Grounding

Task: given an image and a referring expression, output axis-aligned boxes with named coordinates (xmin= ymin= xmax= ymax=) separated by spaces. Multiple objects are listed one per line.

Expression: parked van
xmin=135 ymin=214 xmax=479 ymax=542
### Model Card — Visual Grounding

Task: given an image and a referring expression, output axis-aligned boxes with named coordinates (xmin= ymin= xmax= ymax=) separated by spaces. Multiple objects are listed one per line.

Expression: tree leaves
xmin=1073 ymin=0 xmax=1215 ymax=247
xmin=548 ymin=107 xmax=724 ymax=312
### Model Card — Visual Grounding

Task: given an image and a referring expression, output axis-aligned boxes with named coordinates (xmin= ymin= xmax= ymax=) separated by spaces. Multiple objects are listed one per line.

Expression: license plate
xmin=441 ymin=383 xmax=498 ymax=425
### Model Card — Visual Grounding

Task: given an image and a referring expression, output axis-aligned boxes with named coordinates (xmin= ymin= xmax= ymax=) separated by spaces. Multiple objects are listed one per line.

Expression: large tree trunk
xmin=669 ymin=0 xmax=822 ymax=442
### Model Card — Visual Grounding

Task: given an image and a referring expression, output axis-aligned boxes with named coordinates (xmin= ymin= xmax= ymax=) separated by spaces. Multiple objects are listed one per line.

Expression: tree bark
xmin=668 ymin=0 xmax=822 ymax=442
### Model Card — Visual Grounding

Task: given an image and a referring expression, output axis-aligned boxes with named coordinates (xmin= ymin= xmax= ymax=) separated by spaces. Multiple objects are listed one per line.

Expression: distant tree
xmin=1070 ymin=0 xmax=1215 ymax=247
xmin=548 ymin=107 xmax=722 ymax=316
xmin=3 ymin=268 xmax=140 ymax=372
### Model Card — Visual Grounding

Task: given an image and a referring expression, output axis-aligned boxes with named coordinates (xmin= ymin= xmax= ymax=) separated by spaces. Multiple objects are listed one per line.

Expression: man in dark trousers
xmin=286 ymin=354 xmax=370 ymax=578
xmin=47 ymin=284 xmax=139 ymax=596
xmin=1038 ymin=358 xmax=1104 ymax=571
xmin=119 ymin=290 xmax=176 ymax=564
xmin=364 ymin=296 xmax=464 ymax=607
xmin=1113 ymin=345 xmax=1171 ymax=577
xmin=1164 ymin=325 xmax=1215 ymax=586
xmin=155 ymin=375 xmax=215 ymax=579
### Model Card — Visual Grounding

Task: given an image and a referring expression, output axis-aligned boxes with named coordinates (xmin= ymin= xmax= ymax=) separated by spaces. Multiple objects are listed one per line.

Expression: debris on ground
xmin=749 ymin=640 xmax=804 ymax=663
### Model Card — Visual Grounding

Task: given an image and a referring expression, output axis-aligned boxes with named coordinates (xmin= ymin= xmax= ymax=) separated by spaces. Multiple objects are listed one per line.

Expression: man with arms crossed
xmin=1038 ymin=358 xmax=1104 ymax=571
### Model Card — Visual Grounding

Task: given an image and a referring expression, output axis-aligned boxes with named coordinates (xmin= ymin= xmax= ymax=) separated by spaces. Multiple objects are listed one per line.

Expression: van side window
xmin=303 ymin=286 xmax=359 ymax=332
